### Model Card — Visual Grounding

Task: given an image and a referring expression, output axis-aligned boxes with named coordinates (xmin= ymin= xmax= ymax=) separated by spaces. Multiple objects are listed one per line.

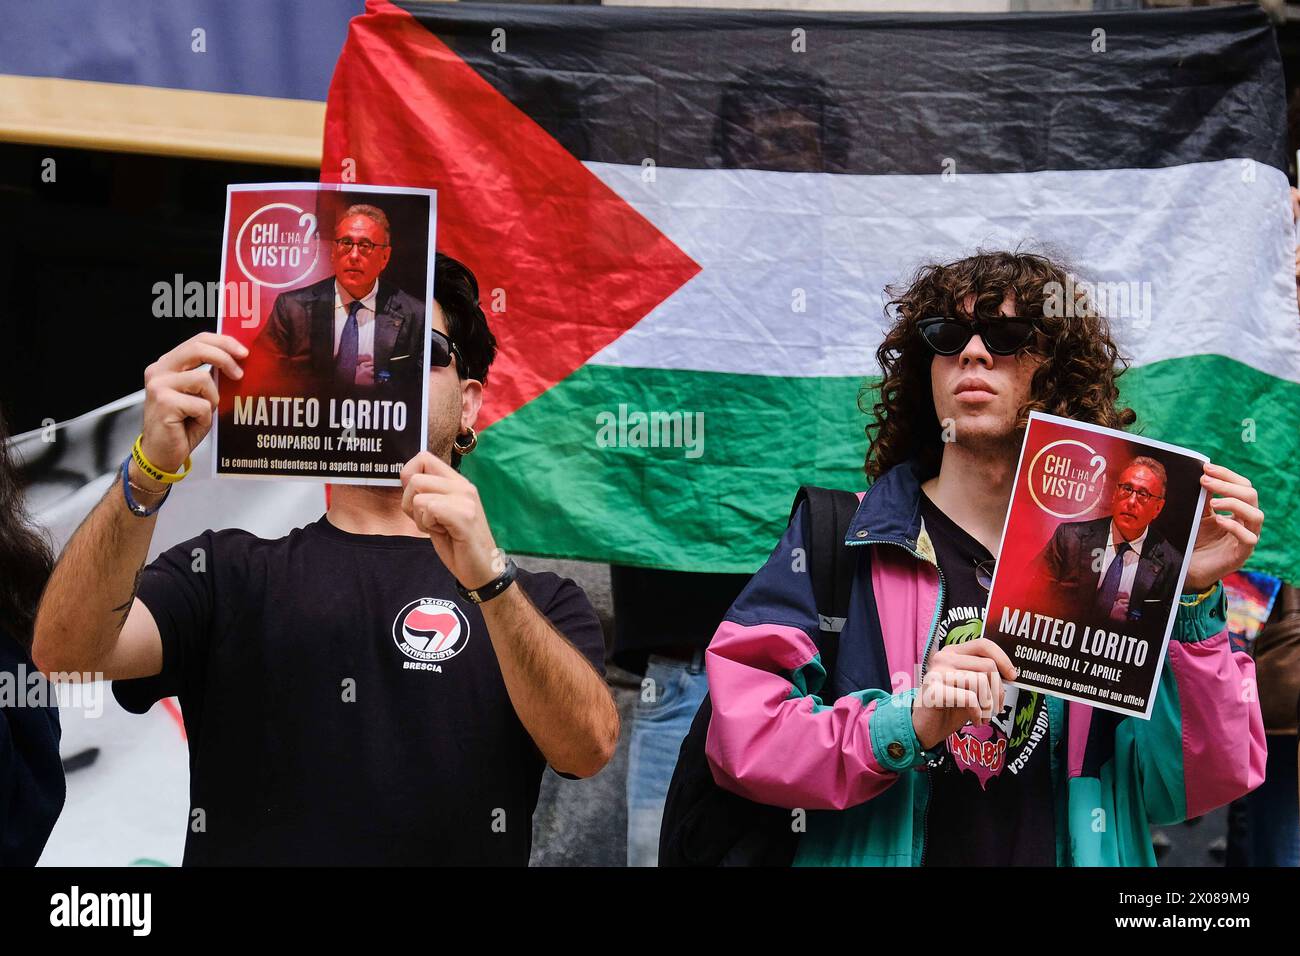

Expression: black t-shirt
xmin=113 ymin=516 xmax=605 ymax=866
xmin=609 ymin=566 xmax=749 ymax=674
xmin=918 ymin=493 xmax=1056 ymax=867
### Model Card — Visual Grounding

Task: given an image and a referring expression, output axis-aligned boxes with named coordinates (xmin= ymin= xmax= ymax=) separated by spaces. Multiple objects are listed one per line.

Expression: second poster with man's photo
xmin=213 ymin=182 xmax=437 ymax=484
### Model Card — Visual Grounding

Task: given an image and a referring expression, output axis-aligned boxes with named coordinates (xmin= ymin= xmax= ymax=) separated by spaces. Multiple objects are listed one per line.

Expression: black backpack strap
xmin=788 ymin=485 xmax=861 ymax=681
xmin=658 ymin=485 xmax=864 ymax=868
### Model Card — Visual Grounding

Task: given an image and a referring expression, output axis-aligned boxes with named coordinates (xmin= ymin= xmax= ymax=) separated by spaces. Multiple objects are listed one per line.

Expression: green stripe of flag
xmin=465 ymin=356 xmax=1299 ymax=578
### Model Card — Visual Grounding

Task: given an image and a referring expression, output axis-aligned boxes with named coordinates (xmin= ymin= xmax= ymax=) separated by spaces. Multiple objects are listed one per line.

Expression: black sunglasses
xmin=917 ymin=316 xmax=1040 ymax=356
xmin=431 ymin=329 xmax=466 ymax=377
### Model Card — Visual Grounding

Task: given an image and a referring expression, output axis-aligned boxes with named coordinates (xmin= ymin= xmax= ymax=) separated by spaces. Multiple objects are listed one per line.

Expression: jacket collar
xmin=845 ymin=459 xmax=930 ymax=548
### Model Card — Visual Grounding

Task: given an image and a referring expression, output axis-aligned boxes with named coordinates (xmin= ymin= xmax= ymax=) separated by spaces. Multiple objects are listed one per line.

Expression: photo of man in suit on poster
xmin=252 ymin=203 xmax=425 ymax=396
xmin=1029 ymin=455 xmax=1185 ymax=627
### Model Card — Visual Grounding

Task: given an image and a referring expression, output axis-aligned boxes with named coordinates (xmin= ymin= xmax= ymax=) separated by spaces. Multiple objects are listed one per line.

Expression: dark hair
xmin=863 ymin=249 xmax=1136 ymax=480
xmin=434 ymin=252 xmax=497 ymax=384
xmin=0 ymin=408 xmax=54 ymax=651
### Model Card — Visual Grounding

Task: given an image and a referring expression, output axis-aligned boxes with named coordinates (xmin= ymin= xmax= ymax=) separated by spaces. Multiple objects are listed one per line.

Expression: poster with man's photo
xmin=984 ymin=412 xmax=1207 ymax=719
xmin=213 ymin=182 xmax=437 ymax=484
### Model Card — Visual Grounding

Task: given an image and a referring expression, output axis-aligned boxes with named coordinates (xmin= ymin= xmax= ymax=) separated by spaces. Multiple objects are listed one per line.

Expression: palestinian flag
xmin=323 ymin=0 xmax=1299 ymax=579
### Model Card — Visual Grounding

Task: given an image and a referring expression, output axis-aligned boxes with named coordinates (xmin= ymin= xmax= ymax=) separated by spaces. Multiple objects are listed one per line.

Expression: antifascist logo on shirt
xmin=392 ymin=598 xmax=471 ymax=664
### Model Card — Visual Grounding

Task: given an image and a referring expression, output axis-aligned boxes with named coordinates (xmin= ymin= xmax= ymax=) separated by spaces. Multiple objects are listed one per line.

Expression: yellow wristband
xmin=1178 ymin=583 xmax=1218 ymax=608
xmin=131 ymin=435 xmax=192 ymax=485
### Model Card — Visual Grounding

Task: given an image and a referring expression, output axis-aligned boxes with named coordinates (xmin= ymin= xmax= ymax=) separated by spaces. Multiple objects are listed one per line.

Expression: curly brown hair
xmin=862 ymin=249 xmax=1136 ymax=481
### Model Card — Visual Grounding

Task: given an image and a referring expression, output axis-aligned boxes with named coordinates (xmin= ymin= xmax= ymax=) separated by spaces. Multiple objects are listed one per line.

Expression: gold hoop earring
xmin=453 ymin=427 xmax=478 ymax=456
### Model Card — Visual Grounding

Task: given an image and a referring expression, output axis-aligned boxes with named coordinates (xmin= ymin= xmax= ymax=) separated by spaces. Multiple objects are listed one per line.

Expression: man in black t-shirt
xmin=31 ymin=253 xmax=619 ymax=865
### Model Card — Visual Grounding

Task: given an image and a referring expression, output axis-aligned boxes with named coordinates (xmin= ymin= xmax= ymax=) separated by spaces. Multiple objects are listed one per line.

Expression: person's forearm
xmin=32 ymin=463 xmax=163 ymax=675
xmin=480 ymin=584 xmax=618 ymax=777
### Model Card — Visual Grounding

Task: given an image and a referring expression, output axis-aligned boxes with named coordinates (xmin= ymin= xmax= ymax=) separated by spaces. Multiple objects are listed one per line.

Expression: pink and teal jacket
xmin=704 ymin=461 xmax=1266 ymax=866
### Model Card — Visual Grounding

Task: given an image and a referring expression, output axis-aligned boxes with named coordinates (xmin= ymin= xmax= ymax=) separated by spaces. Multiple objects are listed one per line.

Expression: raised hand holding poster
xmin=984 ymin=412 xmax=1207 ymax=718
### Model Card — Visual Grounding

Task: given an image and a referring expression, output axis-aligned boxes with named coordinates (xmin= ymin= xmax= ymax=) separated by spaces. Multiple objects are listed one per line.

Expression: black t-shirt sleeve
xmin=524 ymin=573 xmax=607 ymax=676
xmin=112 ymin=530 xmax=219 ymax=715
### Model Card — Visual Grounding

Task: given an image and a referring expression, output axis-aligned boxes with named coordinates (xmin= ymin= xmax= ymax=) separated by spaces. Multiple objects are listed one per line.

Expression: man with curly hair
xmin=702 ymin=250 xmax=1266 ymax=866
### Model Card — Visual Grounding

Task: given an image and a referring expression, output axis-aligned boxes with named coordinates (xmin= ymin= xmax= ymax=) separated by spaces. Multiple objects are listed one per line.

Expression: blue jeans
xmin=626 ymin=653 xmax=709 ymax=867
xmin=1245 ymin=734 xmax=1299 ymax=866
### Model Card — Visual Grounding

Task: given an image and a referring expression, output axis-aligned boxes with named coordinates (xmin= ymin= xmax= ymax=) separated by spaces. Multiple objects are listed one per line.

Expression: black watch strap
xmin=457 ymin=558 xmax=519 ymax=605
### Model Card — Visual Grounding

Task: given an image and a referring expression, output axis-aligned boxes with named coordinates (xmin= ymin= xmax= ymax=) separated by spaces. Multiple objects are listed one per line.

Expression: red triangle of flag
xmin=322 ymin=0 xmax=701 ymax=427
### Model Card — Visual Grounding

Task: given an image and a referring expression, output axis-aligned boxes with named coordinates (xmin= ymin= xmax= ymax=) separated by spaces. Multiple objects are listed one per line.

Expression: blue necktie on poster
xmin=336 ymin=299 xmax=362 ymax=386
xmin=1096 ymin=541 xmax=1132 ymax=619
